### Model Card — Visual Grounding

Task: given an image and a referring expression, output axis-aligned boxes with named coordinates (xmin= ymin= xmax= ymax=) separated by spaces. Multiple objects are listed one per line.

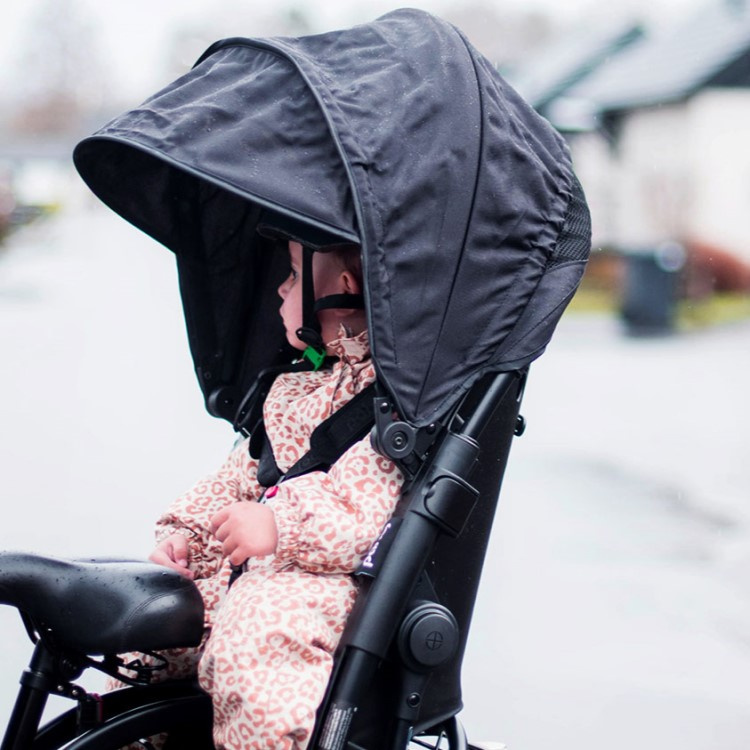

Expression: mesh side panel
xmin=551 ymin=174 xmax=591 ymax=264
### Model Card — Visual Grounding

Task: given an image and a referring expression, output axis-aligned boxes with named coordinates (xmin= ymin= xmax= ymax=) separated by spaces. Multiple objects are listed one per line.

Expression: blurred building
xmin=509 ymin=0 xmax=750 ymax=278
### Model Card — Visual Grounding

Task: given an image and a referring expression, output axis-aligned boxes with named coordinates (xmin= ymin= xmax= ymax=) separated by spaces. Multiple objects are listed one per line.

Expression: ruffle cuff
xmin=269 ymin=492 xmax=302 ymax=570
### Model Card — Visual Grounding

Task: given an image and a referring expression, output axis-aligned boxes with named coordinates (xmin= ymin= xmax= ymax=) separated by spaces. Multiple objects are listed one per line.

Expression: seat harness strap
xmin=254 ymin=382 xmax=378 ymax=488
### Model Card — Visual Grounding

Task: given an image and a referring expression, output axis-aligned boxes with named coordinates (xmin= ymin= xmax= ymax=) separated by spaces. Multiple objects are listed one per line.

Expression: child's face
xmin=277 ymin=241 xmax=354 ymax=350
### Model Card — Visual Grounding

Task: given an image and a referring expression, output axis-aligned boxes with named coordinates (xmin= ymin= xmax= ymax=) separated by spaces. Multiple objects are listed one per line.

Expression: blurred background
xmin=1 ymin=1 xmax=749 ymax=749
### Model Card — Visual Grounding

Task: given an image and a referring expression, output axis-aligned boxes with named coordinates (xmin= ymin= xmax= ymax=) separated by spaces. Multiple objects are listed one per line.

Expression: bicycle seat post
xmin=1 ymin=640 xmax=63 ymax=750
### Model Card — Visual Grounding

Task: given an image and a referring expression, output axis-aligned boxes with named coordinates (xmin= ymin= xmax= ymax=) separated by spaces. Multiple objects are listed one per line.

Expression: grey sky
xmin=1 ymin=0 xmax=704 ymax=102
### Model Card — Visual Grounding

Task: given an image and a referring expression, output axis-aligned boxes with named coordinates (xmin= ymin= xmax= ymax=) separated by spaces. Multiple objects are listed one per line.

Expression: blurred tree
xmin=7 ymin=0 xmax=108 ymax=136
xmin=442 ymin=1 xmax=558 ymax=68
xmin=162 ymin=2 xmax=314 ymax=85
xmin=280 ymin=6 xmax=314 ymax=35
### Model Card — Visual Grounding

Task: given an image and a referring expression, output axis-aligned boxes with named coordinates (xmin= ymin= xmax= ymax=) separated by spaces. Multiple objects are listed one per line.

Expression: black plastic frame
xmin=311 ymin=368 xmax=526 ymax=750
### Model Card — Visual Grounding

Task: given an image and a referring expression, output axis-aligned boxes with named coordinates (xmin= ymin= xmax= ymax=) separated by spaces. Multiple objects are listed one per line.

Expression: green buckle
xmin=302 ymin=345 xmax=326 ymax=371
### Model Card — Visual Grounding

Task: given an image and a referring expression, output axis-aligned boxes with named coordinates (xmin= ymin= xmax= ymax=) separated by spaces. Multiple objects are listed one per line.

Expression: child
xmin=147 ymin=239 xmax=404 ymax=750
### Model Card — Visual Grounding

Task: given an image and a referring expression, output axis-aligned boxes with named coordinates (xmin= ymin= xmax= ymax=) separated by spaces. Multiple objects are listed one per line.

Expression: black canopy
xmin=74 ymin=9 xmax=590 ymax=428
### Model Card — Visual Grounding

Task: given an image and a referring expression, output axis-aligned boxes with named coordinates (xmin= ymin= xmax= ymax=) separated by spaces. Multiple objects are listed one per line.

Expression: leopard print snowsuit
xmin=152 ymin=331 xmax=403 ymax=750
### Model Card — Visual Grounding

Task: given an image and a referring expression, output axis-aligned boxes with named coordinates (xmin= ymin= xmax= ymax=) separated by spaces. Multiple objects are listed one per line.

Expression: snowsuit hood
xmin=73 ymin=9 xmax=591 ymax=427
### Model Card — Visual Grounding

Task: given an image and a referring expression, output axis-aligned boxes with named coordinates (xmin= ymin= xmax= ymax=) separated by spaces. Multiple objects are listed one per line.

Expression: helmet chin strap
xmin=294 ymin=247 xmax=325 ymax=367
xmin=313 ymin=294 xmax=365 ymax=312
xmin=295 ymin=246 xmax=365 ymax=371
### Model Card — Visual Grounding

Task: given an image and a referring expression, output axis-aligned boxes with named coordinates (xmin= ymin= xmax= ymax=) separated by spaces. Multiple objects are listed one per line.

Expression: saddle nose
xmin=0 ymin=552 xmax=204 ymax=655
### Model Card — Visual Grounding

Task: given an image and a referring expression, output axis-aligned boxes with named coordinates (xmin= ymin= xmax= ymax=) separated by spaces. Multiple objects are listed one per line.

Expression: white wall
xmin=568 ymin=89 xmax=750 ymax=262
xmin=567 ymin=130 xmax=618 ymax=249
xmin=683 ymin=89 xmax=750 ymax=259
xmin=614 ymin=103 xmax=690 ymax=249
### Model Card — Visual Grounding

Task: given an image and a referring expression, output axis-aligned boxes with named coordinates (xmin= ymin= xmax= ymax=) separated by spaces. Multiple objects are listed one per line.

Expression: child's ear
xmin=332 ymin=270 xmax=364 ymax=320
xmin=341 ymin=270 xmax=362 ymax=294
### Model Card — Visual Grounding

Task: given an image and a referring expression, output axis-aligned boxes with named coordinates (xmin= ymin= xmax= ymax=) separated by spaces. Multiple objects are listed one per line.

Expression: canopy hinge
xmin=371 ymin=397 xmax=439 ymax=478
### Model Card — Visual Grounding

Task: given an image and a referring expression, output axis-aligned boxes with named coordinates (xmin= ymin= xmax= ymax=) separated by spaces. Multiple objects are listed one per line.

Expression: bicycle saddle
xmin=0 ymin=552 xmax=204 ymax=655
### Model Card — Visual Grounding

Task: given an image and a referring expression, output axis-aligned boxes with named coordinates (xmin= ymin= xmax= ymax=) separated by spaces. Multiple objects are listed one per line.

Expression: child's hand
xmin=210 ymin=502 xmax=278 ymax=566
xmin=149 ymin=533 xmax=194 ymax=579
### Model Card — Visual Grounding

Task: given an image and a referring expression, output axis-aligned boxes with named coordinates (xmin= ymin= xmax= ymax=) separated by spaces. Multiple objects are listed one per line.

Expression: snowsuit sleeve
xmin=155 ymin=439 xmax=263 ymax=579
xmin=270 ymin=436 xmax=403 ymax=575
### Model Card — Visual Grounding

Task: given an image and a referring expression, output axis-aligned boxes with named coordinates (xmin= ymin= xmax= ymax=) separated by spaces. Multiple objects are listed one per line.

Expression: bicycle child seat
xmin=63 ymin=7 xmax=593 ymax=748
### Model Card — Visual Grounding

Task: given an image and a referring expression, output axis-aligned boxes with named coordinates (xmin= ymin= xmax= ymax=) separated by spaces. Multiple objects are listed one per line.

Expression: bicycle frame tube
xmin=1 ymin=642 xmax=58 ymax=750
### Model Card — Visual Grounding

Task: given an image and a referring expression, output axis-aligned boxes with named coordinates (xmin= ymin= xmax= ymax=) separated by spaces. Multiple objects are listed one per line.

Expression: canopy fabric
xmin=74 ymin=9 xmax=590 ymax=427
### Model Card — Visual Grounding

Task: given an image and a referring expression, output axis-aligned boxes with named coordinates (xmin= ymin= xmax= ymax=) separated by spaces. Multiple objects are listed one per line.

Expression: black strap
xmin=257 ymin=432 xmax=283 ymax=487
xmin=234 ymin=360 xmax=314 ymax=438
xmin=313 ymin=293 xmax=365 ymax=312
xmin=255 ymin=383 xmax=378 ymax=487
xmin=295 ymin=246 xmax=325 ymax=350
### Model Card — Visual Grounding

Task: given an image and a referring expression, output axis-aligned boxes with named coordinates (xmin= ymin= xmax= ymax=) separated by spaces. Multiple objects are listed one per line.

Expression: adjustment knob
xmin=398 ymin=603 xmax=459 ymax=670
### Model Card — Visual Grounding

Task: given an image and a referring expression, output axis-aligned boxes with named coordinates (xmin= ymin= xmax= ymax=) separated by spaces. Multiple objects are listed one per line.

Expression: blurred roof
xmin=510 ymin=1 xmax=750 ymax=131
xmin=507 ymin=21 xmax=644 ymax=111
xmin=562 ymin=0 xmax=750 ymax=113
